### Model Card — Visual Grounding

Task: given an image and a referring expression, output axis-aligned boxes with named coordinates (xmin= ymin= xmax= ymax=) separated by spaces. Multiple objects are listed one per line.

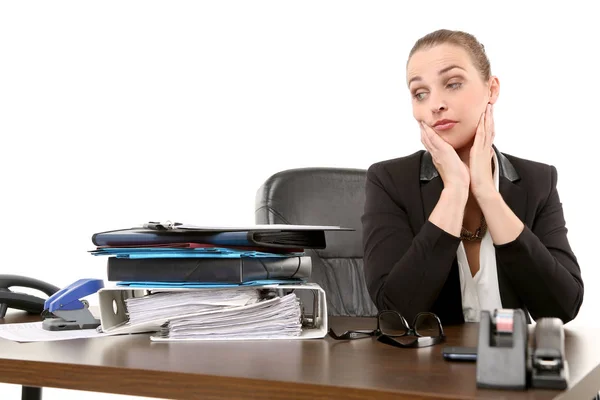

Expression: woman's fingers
xmin=420 ymin=122 xmax=436 ymax=152
xmin=422 ymin=121 xmax=449 ymax=150
xmin=473 ymin=108 xmax=486 ymax=149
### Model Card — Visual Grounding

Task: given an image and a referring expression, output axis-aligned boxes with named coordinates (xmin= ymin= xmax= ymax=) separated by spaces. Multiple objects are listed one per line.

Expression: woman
xmin=362 ymin=29 xmax=583 ymax=325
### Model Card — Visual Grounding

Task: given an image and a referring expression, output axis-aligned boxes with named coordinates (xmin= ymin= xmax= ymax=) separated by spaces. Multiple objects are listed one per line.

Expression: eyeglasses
xmin=328 ymin=310 xmax=445 ymax=348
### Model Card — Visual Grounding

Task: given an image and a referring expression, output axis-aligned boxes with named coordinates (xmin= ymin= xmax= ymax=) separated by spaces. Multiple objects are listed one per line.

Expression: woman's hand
xmin=469 ymin=104 xmax=496 ymax=199
xmin=420 ymin=121 xmax=470 ymax=194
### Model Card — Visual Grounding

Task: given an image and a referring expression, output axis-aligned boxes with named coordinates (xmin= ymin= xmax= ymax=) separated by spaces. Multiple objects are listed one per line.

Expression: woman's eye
xmin=414 ymin=92 xmax=427 ymax=101
xmin=447 ymin=82 xmax=462 ymax=90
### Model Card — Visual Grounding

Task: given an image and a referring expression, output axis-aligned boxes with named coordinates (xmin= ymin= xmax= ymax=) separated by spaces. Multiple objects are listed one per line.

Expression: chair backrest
xmin=255 ymin=167 xmax=377 ymax=317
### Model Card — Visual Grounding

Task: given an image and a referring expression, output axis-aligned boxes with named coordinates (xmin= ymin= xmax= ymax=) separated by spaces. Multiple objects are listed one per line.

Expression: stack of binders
xmin=89 ymin=221 xmax=349 ymax=287
xmin=90 ymin=222 xmax=349 ymax=341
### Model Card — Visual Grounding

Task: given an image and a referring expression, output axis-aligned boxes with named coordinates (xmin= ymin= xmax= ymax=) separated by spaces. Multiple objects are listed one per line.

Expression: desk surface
xmin=1 ymin=313 xmax=599 ymax=400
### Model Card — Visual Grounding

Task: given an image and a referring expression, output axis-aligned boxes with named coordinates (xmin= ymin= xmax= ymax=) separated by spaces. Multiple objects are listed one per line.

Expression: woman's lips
xmin=434 ymin=122 xmax=457 ymax=131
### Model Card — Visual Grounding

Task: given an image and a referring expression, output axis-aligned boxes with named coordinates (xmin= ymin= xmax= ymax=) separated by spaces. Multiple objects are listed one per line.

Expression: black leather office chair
xmin=255 ymin=167 xmax=377 ymax=317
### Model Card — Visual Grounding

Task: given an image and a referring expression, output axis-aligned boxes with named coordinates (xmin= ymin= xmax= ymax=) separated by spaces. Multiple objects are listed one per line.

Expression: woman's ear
xmin=488 ymin=76 xmax=500 ymax=104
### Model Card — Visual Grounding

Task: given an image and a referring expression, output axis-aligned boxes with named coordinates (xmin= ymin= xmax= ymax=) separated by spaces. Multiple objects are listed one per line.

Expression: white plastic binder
xmin=97 ymin=282 xmax=328 ymax=340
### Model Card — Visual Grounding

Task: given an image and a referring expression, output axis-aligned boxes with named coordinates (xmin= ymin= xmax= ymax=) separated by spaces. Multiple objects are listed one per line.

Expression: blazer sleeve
xmin=362 ymin=162 xmax=461 ymax=322
xmin=494 ymin=165 xmax=583 ymax=323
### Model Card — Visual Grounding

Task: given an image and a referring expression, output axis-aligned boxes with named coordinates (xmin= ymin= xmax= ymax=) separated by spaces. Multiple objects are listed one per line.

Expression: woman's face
xmin=406 ymin=44 xmax=498 ymax=151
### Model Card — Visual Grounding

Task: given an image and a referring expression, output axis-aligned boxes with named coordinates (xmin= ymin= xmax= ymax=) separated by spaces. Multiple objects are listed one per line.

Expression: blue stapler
xmin=42 ymin=278 xmax=104 ymax=331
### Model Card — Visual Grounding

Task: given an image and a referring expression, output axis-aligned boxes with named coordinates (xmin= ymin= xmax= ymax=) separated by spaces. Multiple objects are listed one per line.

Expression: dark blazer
xmin=361 ymin=147 xmax=583 ymax=325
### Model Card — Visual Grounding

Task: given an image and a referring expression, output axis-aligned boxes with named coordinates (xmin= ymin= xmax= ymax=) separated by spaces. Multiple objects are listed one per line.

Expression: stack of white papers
xmin=151 ymin=293 xmax=302 ymax=341
xmin=125 ymin=289 xmax=260 ymax=326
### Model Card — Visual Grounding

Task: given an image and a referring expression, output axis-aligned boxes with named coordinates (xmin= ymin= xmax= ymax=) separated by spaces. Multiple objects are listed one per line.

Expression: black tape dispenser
xmin=476 ymin=309 xmax=528 ymax=390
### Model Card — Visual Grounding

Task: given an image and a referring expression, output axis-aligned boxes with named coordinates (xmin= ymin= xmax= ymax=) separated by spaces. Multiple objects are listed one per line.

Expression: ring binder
xmin=97 ymin=282 xmax=328 ymax=340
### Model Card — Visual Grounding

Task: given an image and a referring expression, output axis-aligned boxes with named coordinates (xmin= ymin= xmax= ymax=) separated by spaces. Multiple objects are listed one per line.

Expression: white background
xmin=1 ymin=1 xmax=598 ymax=399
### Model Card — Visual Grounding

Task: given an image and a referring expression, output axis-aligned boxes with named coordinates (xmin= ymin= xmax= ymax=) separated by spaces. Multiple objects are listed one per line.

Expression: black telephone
xmin=0 ymin=274 xmax=60 ymax=318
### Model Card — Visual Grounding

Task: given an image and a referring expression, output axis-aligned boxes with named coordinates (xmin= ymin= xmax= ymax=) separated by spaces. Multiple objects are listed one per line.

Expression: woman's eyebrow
xmin=408 ymin=65 xmax=467 ymax=86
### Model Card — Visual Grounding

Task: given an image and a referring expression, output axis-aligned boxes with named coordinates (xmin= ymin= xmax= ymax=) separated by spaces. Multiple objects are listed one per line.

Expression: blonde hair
xmin=408 ymin=29 xmax=491 ymax=81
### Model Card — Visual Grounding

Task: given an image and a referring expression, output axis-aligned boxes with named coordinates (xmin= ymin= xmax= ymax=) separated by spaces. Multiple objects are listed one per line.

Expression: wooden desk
xmin=1 ymin=313 xmax=599 ymax=400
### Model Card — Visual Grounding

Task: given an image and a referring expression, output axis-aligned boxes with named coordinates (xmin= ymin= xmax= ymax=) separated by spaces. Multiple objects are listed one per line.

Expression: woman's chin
xmin=441 ymin=133 xmax=475 ymax=152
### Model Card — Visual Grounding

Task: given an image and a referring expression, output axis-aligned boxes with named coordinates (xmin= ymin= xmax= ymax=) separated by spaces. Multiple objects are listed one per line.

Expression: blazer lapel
xmin=499 ymin=177 xmax=527 ymax=224
xmin=496 ymin=148 xmax=527 ymax=225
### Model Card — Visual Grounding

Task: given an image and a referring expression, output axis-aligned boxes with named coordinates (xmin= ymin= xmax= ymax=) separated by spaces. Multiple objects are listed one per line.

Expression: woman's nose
xmin=431 ymin=101 xmax=447 ymax=113
xmin=428 ymin=93 xmax=448 ymax=113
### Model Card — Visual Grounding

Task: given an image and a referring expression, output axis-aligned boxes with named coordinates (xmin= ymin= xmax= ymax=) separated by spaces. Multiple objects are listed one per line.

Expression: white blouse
xmin=456 ymin=151 xmax=503 ymax=322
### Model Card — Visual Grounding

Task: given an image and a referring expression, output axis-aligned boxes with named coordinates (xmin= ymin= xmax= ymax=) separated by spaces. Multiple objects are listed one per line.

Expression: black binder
xmin=106 ymin=255 xmax=312 ymax=283
xmin=92 ymin=228 xmax=328 ymax=249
